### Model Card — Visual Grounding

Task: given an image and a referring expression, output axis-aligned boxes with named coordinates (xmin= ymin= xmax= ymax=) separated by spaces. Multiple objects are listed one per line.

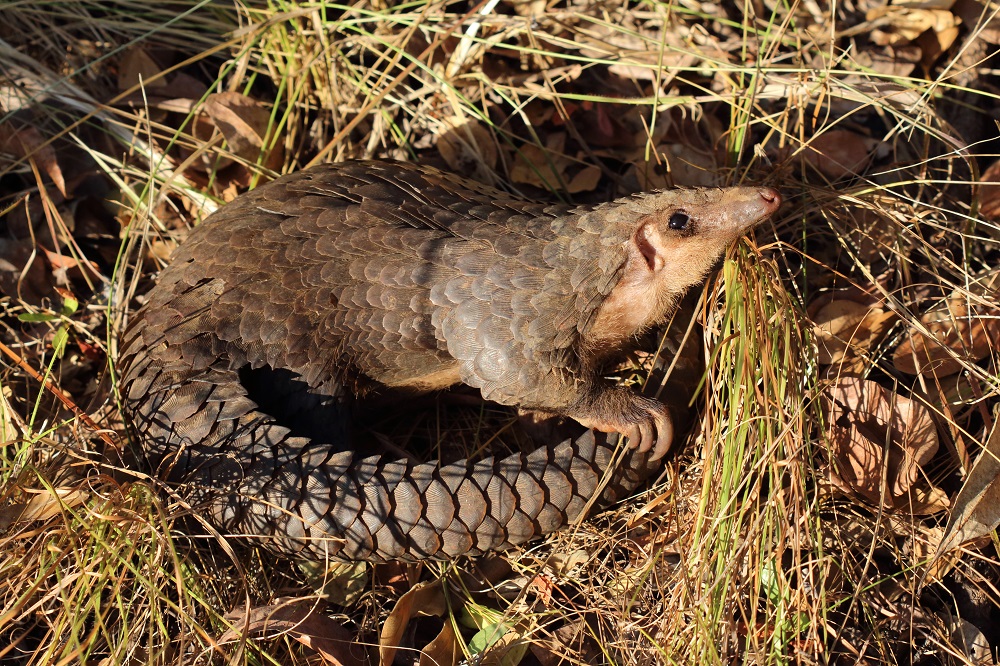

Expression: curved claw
xmin=568 ymin=388 xmax=674 ymax=460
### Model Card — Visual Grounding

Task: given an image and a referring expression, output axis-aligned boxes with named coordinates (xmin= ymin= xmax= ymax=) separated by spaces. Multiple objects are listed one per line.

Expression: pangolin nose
xmin=758 ymin=187 xmax=782 ymax=211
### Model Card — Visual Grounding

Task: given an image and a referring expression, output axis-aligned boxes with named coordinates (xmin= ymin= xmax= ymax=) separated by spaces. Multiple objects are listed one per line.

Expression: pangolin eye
xmin=668 ymin=211 xmax=690 ymax=230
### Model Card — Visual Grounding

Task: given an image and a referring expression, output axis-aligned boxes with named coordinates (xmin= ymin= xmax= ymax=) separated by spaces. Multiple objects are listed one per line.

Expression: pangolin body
xmin=118 ymin=160 xmax=780 ymax=561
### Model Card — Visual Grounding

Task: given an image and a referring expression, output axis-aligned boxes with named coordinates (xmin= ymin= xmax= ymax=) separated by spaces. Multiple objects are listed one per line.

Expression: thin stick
xmin=0 ymin=340 xmax=117 ymax=447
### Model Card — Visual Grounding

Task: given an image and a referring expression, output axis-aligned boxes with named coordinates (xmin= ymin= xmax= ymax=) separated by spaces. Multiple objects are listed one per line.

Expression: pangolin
xmin=118 ymin=160 xmax=781 ymax=561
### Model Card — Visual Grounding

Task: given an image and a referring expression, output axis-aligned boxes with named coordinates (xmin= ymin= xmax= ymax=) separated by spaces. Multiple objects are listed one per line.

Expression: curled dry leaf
xmin=893 ymin=298 xmax=997 ymax=377
xmin=627 ymin=143 xmax=721 ymax=189
xmin=0 ymin=487 xmax=88 ymax=530
xmin=978 ymin=157 xmax=1000 ymax=221
xmin=0 ymin=121 xmax=67 ymax=197
xmin=220 ymin=598 xmax=366 ymax=666
xmin=194 ymin=91 xmax=281 ymax=171
xmin=939 ymin=416 xmax=1000 ymax=554
xmin=813 ymin=299 xmax=895 ymax=366
xmin=868 ymin=6 xmax=961 ymax=46
xmin=419 ymin=622 xmax=460 ymax=666
xmin=380 ymin=580 xmax=448 ymax=666
xmin=436 ymin=116 xmax=498 ymax=182
xmin=117 ymin=47 xmax=167 ymax=93
xmin=510 ymin=139 xmax=598 ymax=193
xmin=0 ymin=237 xmax=55 ymax=306
xmin=823 ymin=376 xmax=947 ymax=513
xmin=797 ymin=130 xmax=877 ymax=179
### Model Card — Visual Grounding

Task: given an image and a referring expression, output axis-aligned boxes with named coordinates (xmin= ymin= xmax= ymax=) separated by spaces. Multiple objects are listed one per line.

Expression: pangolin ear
xmin=633 ymin=218 xmax=667 ymax=273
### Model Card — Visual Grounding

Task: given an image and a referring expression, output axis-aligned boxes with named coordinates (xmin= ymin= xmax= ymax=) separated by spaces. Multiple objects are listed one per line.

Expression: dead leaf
xmin=419 ymin=621 xmax=460 ymax=666
xmin=939 ymin=414 xmax=1000 ymax=553
xmin=380 ymin=580 xmax=448 ymax=666
xmin=528 ymin=574 xmax=555 ymax=605
xmin=915 ymin=20 xmax=961 ymax=67
xmin=148 ymin=239 xmax=177 ymax=264
xmin=868 ymin=6 xmax=961 ymax=46
xmin=859 ymin=44 xmax=922 ymax=77
xmin=823 ymin=376 xmax=946 ymax=513
xmin=797 ymin=130 xmax=877 ymax=179
xmin=42 ymin=247 xmax=100 ymax=287
xmin=545 ymin=549 xmax=590 ymax=575
xmin=0 ymin=121 xmax=67 ymax=197
xmin=893 ymin=297 xmax=996 ymax=377
xmin=0 ymin=237 xmax=55 ymax=305
xmin=628 ymin=143 xmax=721 ymax=189
xmin=437 ymin=116 xmax=497 ymax=182
xmin=220 ymin=598 xmax=366 ymax=666
xmin=908 ymin=484 xmax=952 ymax=515
xmin=566 ymin=164 xmax=601 ymax=193
xmin=117 ymin=47 xmax=167 ymax=93
xmin=529 ymin=620 xmax=602 ymax=666
xmin=0 ymin=487 xmax=88 ymax=530
xmin=978 ymin=158 xmax=1000 ymax=220
xmin=510 ymin=138 xmax=597 ymax=192
xmin=813 ymin=299 xmax=895 ymax=365
xmin=194 ymin=92 xmax=280 ymax=170
xmin=298 ymin=560 xmax=369 ymax=607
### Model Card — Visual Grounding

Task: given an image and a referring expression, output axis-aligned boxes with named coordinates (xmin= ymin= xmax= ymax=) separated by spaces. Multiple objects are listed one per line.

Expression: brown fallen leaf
xmin=220 ymin=598 xmax=367 ymax=666
xmin=0 ymin=487 xmax=88 ymax=530
xmin=194 ymin=91 xmax=281 ymax=171
xmin=42 ymin=247 xmax=101 ymax=287
xmin=823 ymin=376 xmax=947 ymax=513
xmin=978 ymin=158 xmax=1000 ymax=220
xmin=566 ymin=163 xmax=601 ymax=193
xmin=628 ymin=143 xmax=721 ymax=189
xmin=510 ymin=141 xmax=570 ymax=190
xmin=939 ymin=414 xmax=1000 ymax=554
xmin=0 ymin=121 xmax=67 ymax=197
xmin=380 ymin=580 xmax=448 ymax=666
xmin=859 ymin=43 xmax=922 ymax=77
xmin=915 ymin=17 xmax=961 ymax=68
xmin=868 ymin=6 xmax=960 ymax=46
xmin=893 ymin=298 xmax=997 ymax=377
xmin=436 ymin=115 xmax=498 ymax=183
xmin=418 ymin=621 xmax=460 ymax=666
xmin=117 ymin=46 xmax=168 ymax=93
xmin=797 ymin=130 xmax=877 ymax=179
xmin=510 ymin=137 xmax=600 ymax=193
xmin=0 ymin=237 xmax=55 ymax=305
xmin=812 ymin=299 xmax=895 ymax=366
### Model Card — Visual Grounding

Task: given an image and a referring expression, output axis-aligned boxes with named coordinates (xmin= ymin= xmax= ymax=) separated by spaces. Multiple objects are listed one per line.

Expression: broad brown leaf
xmin=813 ymin=299 xmax=894 ymax=366
xmin=380 ymin=580 xmax=448 ymax=666
xmin=893 ymin=298 xmax=996 ymax=377
xmin=940 ymin=415 xmax=1000 ymax=553
xmin=221 ymin=598 xmax=366 ymax=665
xmin=0 ymin=122 xmax=66 ymax=196
xmin=823 ymin=376 xmax=946 ymax=513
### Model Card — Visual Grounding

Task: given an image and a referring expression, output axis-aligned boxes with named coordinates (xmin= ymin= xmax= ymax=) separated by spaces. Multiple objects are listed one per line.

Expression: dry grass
xmin=1 ymin=0 xmax=999 ymax=664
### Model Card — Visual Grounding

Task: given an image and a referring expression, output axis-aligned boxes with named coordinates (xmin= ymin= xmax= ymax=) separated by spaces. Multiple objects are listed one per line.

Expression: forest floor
xmin=2 ymin=1 xmax=1000 ymax=664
